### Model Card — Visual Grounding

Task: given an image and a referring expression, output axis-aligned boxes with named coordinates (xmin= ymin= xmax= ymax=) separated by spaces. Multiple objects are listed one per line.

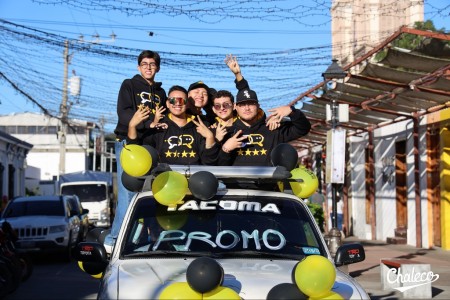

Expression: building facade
xmin=0 ymin=112 xmax=98 ymax=184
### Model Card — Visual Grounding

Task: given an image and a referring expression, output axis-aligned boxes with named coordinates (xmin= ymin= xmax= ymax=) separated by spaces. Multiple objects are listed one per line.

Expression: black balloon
xmin=267 ymin=283 xmax=308 ymax=300
xmin=81 ymin=261 xmax=107 ymax=275
xmin=271 ymin=143 xmax=298 ymax=171
xmin=122 ymin=171 xmax=145 ymax=192
xmin=186 ymin=257 xmax=224 ymax=293
xmin=188 ymin=171 xmax=218 ymax=200
xmin=142 ymin=145 xmax=160 ymax=172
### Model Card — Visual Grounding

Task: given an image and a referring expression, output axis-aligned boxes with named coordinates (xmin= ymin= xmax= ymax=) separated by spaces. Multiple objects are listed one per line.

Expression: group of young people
xmin=106 ymin=50 xmax=311 ymax=246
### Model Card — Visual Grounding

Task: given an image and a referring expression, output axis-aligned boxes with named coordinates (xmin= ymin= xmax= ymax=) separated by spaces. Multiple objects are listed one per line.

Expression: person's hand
xmin=192 ymin=116 xmax=215 ymax=148
xmin=150 ymin=106 xmax=167 ymax=129
xmin=214 ymin=122 xmax=227 ymax=142
xmin=224 ymin=54 xmax=241 ymax=75
xmin=267 ymin=105 xmax=293 ymax=122
xmin=130 ymin=106 xmax=150 ymax=128
xmin=266 ymin=116 xmax=281 ymax=131
xmin=221 ymin=130 xmax=248 ymax=153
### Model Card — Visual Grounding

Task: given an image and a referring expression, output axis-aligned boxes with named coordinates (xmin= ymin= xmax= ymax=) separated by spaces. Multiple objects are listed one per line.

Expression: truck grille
xmin=16 ymin=227 xmax=48 ymax=238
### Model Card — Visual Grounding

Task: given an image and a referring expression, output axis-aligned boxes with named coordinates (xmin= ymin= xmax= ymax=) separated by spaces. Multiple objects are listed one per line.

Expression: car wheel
xmin=62 ymin=233 xmax=73 ymax=262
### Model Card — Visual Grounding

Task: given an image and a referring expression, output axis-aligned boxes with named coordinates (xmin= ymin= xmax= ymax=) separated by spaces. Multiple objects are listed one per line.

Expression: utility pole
xmin=58 ymin=33 xmax=116 ymax=176
xmin=59 ymin=40 xmax=69 ymax=176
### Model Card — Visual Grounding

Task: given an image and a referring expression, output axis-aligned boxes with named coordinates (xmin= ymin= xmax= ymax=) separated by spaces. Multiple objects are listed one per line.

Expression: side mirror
xmin=82 ymin=208 xmax=89 ymax=214
xmin=334 ymin=243 xmax=365 ymax=267
xmin=74 ymin=242 xmax=108 ymax=276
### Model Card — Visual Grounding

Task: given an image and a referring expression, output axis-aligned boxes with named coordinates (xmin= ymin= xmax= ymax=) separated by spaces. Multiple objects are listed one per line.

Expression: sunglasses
xmin=213 ymin=102 xmax=233 ymax=110
xmin=168 ymin=97 xmax=187 ymax=105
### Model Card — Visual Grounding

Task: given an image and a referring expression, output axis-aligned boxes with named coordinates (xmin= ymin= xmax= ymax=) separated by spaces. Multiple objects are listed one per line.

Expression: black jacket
xmin=114 ymin=75 xmax=166 ymax=140
xmin=128 ymin=114 xmax=219 ymax=165
xmin=218 ymin=108 xmax=311 ymax=166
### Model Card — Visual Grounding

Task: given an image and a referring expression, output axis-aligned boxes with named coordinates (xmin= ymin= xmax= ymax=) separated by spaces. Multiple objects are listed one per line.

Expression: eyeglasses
xmin=168 ymin=97 xmax=187 ymax=105
xmin=140 ymin=62 xmax=157 ymax=69
xmin=213 ymin=103 xmax=233 ymax=110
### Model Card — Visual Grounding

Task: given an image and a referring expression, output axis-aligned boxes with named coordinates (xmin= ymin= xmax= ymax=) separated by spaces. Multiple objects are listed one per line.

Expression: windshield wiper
xmin=215 ymin=250 xmax=304 ymax=260
xmin=123 ymin=250 xmax=219 ymax=258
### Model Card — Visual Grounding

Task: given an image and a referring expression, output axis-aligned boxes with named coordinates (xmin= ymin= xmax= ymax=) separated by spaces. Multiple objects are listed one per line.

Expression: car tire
xmin=62 ymin=233 xmax=73 ymax=262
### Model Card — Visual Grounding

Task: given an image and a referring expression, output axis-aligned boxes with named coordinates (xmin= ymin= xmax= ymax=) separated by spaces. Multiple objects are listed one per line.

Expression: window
xmin=122 ymin=195 xmax=325 ymax=257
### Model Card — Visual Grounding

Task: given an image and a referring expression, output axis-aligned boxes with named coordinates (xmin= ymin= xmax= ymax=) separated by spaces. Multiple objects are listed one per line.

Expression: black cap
xmin=236 ymin=89 xmax=258 ymax=104
xmin=188 ymin=81 xmax=209 ymax=92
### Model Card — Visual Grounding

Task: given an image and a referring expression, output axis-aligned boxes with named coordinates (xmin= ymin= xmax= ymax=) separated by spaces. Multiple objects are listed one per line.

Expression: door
xmin=427 ymin=127 xmax=441 ymax=247
xmin=395 ymin=140 xmax=407 ymax=229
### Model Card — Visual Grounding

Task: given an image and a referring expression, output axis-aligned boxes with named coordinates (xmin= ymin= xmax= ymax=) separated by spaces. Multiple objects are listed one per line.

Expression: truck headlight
xmin=49 ymin=225 xmax=66 ymax=233
xmin=100 ymin=208 xmax=108 ymax=220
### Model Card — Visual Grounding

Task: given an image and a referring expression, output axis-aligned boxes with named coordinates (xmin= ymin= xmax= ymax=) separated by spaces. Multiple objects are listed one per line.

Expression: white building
xmin=0 ymin=130 xmax=33 ymax=201
xmin=0 ymin=112 xmax=98 ymax=182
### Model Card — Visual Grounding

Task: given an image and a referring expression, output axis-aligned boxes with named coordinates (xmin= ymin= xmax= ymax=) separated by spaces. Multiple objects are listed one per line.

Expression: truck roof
xmin=59 ymin=171 xmax=113 ymax=186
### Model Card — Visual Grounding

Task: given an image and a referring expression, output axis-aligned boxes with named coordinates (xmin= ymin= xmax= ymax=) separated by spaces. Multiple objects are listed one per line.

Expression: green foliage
xmin=375 ymin=20 xmax=447 ymax=62
xmin=307 ymin=202 xmax=325 ymax=233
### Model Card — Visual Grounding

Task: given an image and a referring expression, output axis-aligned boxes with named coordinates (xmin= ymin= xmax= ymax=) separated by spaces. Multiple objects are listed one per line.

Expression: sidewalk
xmin=342 ymin=236 xmax=450 ymax=299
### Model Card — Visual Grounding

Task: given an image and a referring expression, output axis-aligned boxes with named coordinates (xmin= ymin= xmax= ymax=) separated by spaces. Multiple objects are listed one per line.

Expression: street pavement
xmin=342 ymin=236 xmax=450 ymax=299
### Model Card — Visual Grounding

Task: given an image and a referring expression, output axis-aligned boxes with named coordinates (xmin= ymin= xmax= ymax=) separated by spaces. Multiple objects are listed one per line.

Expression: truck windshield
xmin=121 ymin=195 xmax=326 ymax=258
xmin=61 ymin=184 xmax=106 ymax=202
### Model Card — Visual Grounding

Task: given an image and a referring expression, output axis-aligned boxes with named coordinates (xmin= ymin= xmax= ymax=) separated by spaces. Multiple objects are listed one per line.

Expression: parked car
xmin=65 ymin=194 xmax=90 ymax=243
xmin=75 ymin=165 xmax=369 ymax=299
xmin=0 ymin=195 xmax=81 ymax=261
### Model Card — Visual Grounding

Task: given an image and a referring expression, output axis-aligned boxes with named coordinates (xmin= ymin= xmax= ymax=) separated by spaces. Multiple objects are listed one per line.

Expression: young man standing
xmin=218 ymin=55 xmax=311 ymax=167
xmin=107 ymin=50 xmax=166 ymax=250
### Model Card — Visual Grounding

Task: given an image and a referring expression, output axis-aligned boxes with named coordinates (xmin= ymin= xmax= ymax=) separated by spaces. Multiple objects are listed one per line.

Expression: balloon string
xmin=123 ymin=143 xmax=130 ymax=151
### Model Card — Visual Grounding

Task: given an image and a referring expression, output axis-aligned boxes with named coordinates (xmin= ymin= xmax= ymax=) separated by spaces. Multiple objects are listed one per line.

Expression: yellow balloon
xmin=91 ymin=272 xmax=103 ymax=279
xmin=152 ymin=171 xmax=188 ymax=207
xmin=156 ymin=205 xmax=189 ymax=230
xmin=159 ymin=282 xmax=201 ymax=300
xmin=120 ymin=144 xmax=152 ymax=177
xmin=310 ymin=291 xmax=344 ymax=300
xmin=290 ymin=166 xmax=319 ymax=198
xmin=77 ymin=261 xmax=102 ymax=279
xmin=77 ymin=261 xmax=85 ymax=272
xmin=203 ymin=286 xmax=241 ymax=300
xmin=294 ymin=255 xmax=336 ymax=298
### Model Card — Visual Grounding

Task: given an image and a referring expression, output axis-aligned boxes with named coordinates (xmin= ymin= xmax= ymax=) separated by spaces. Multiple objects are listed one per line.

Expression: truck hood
xmin=101 ymin=258 xmax=368 ymax=300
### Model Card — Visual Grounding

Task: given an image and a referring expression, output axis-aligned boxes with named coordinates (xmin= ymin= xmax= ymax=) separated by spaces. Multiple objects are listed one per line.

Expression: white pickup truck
xmin=74 ymin=165 xmax=369 ymax=299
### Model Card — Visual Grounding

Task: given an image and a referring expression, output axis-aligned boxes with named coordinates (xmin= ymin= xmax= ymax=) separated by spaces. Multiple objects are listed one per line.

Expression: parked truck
xmin=59 ymin=171 xmax=115 ymax=228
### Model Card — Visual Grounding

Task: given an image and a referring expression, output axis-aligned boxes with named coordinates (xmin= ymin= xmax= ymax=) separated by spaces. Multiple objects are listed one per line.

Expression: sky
xmin=0 ymin=0 xmax=448 ymax=134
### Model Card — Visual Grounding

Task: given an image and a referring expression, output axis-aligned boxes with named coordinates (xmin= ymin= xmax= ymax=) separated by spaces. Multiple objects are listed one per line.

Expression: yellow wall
xmin=440 ymin=125 xmax=450 ymax=250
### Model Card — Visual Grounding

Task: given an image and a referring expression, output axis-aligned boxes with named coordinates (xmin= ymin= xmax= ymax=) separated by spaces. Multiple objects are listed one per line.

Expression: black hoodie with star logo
xmin=114 ymin=74 xmax=167 ymax=141
xmin=128 ymin=114 xmax=219 ymax=165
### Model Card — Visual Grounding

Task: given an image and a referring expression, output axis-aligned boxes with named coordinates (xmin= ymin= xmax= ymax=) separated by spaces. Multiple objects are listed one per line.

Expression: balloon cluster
xmin=270 ymin=143 xmax=319 ymax=199
xmin=289 ymin=165 xmax=319 ymax=199
xmin=267 ymin=255 xmax=343 ymax=300
xmin=120 ymin=144 xmax=219 ymax=204
xmin=120 ymin=144 xmax=160 ymax=192
xmin=159 ymin=257 xmax=240 ymax=299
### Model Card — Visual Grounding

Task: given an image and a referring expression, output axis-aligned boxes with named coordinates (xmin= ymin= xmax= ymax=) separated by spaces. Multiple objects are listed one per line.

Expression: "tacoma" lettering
xmin=167 ymin=200 xmax=280 ymax=214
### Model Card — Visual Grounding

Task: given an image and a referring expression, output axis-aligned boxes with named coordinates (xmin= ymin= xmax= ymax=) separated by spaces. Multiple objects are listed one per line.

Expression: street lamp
xmin=322 ymin=59 xmax=347 ymax=256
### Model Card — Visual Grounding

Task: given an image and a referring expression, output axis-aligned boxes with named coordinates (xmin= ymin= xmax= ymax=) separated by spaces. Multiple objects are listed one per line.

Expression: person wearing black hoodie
xmin=107 ymin=50 xmax=167 ymax=250
xmin=218 ymin=55 xmax=311 ymax=167
xmin=127 ymin=85 xmax=219 ymax=165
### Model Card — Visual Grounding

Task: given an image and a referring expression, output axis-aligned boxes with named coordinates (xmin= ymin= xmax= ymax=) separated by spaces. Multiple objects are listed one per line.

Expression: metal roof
xmin=289 ymin=26 xmax=450 ymax=149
